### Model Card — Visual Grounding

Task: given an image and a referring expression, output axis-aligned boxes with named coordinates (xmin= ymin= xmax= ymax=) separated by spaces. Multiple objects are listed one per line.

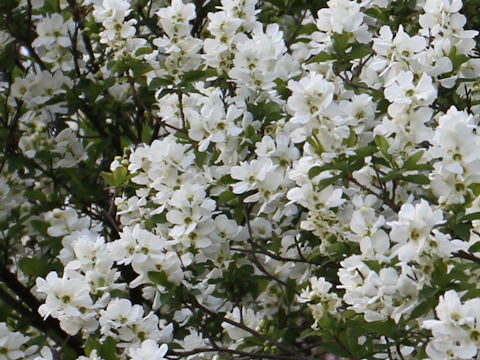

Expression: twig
xmin=452 ymin=250 xmax=480 ymax=264
xmin=243 ymin=205 xmax=299 ymax=295
xmin=188 ymin=296 xmax=316 ymax=360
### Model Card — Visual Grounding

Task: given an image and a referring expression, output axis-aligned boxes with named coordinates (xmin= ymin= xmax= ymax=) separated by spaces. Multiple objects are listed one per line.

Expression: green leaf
xmin=130 ymin=60 xmax=152 ymax=77
xmin=362 ymin=320 xmax=397 ymax=338
xmin=410 ymin=299 xmax=436 ymax=319
xmin=347 ymin=43 xmax=372 ymax=60
xmin=321 ymin=341 xmax=350 ymax=357
xmin=318 ymin=176 xmax=339 ymax=190
xmin=85 ymin=337 xmax=101 ymax=357
xmin=299 ymin=328 xmax=316 ymax=339
xmin=195 ymin=150 xmax=208 ymax=165
xmin=462 ymin=288 xmax=480 ymax=301
xmin=182 ymin=69 xmax=207 ymax=83
xmin=150 ymin=213 xmax=167 ymax=224
xmin=452 ymin=222 xmax=472 ymax=241
xmin=332 ymin=33 xmax=351 ymax=55
xmin=380 ymin=169 xmax=403 ymax=182
xmin=218 ymin=190 xmax=237 ymax=204
xmin=460 ymin=212 xmax=480 ymax=222
xmin=218 ymin=174 xmax=236 ymax=185
xmin=25 ymin=190 xmax=47 ymax=202
xmin=18 ymin=257 xmax=50 ymax=277
xmin=101 ymin=166 xmax=130 ymax=188
xmin=468 ymin=242 xmax=480 ymax=253
xmin=355 ymin=145 xmax=377 ymax=158
xmin=148 ymin=77 xmax=174 ymax=90
xmin=98 ymin=337 xmax=118 ymax=360
xmin=364 ymin=7 xmax=389 ymax=22
xmin=148 ymin=271 xmax=170 ymax=286
xmin=308 ymin=165 xmax=332 ymax=179
xmin=30 ymin=219 xmax=49 ymax=236
xmin=404 ymin=150 xmax=424 ymax=168
xmin=296 ymin=23 xmax=318 ymax=37
xmin=374 ymin=135 xmax=391 ymax=161
xmin=308 ymin=51 xmax=334 ymax=63
xmin=135 ymin=47 xmax=153 ymax=56
xmin=402 ymin=174 xmax=430 ymax=185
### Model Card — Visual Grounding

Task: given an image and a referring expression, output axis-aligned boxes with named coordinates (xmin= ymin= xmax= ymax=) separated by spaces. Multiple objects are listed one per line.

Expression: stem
xmin=189 ymin=296 xmax=314 ymax=359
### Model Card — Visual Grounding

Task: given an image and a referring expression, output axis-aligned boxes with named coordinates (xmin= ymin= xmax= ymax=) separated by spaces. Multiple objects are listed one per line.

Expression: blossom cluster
xmin=1 ymin=0 xmax=480 ymax=359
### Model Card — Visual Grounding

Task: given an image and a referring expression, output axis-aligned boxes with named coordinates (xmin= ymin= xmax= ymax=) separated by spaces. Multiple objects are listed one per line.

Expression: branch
xmin=188 ymin=296 xmax=315 ymax=359
xmin=230 ymin=247 xmax=314 ymax=264
xmin=168 ymin=347 xmax=316 ymax=360
xmin=348 ymin=175 xmax=400 ymax=212
xmin=243 ymin=205 xmax=299 ymax=295
xmin=127 ymin=72 xmax=183 ymax=134
xmin=452 ymin=250 xmax=480 ymax=264
xmin=333 ymin=65 xmax=382 ymax=94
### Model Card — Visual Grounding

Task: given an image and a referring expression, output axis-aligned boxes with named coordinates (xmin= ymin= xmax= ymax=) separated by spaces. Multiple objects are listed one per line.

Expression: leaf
xmin=98 ymin=337 xmax=118 ymax=360
xmin=380 ymin=169 xmax=403 ymax=182
xmin=130 ymin=60 xmax=152 ymax=77
xmin=296 ymin=23 xmax=318 ymax=36
xmin=462 ymin=288 xmax=480 ymax=301
xmin=182 ymin=69 xmax=207 ymax=83
xmin=374 ymin=135 xmax=391 ymax=161
xmin=148 ymin=271 xmax=170 ymax=286
xmin=364 ymin=7 xmax=389 ymax=22
xmin=85 ymin=337 xmax=101 ymax=357
xmin=195 ymin=150 xmax=208 ymax=165
xmin=404 ymin=150 xmax=424 ymax=168
xmin=453 ymin=222 xmax=472 ymax=241
xmin=460 ymin=212 xmax=480 ymax=222
xmin=402 ymin=174 xmax=430 ymax=185
xmin=321 ymin=341 xmax=350 ymax=357
xmin=30 ymin=219 xmax=49 ymax=236
xmin=355 ymin=145 xmax=377 ymax=158
xmin=150 ymin=213 xmax=167 ymax=224
xmin=18 ymin=257 xmax=49 ymax=277
xmin=318 ymin=176 xmax=339 ymax=190
xmin=101 ymin=166 xmax=130 ymax=188
xmin=308 ymin=51 xmax=334 ymax=63
xmin=468 ymin=241 xmax=480 ymax=253
xmin=148 ymin=77 xmax=174 ymax=90
xmin=299 ymin=328 xmax=316 ymax=339
xmin=347 ymin=43 xmax=372 ymax=60
xmin=135 ymin=47 xmax=153 ymax=56
xmin=218 ymin=190 xmax=237 ymax=204
xmin=332 ymin=33 xmax=351 ymax=55
xmin=308 ymin=165 xmax=334 ymax=179
xmin=362 ymin=319 xmax=397 ymax=338
xmin=410 ymin=300 xmax=436 ymax=319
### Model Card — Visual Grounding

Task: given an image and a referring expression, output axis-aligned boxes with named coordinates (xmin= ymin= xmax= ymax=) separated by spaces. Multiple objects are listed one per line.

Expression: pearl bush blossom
xmin=2 ymin=0 xmax=480 ymax=359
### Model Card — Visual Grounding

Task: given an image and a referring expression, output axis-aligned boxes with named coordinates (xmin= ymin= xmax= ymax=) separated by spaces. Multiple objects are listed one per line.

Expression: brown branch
xmin=243 ymin=205 xmax=299 ymax=295
xmin=127 ymin=72 xmax=183 ymax=134
xmin=168 ymin=347 xmax=316 ymax=360
xmin=348 ymin=175 xmax=401 ymax=212
xmin=230 ymin=247 xmax=320 ymax=265
xmin=188 ymin=296 xmax=316 ymax=360
xmin=452 ymin=250 xmax=480 ymax=264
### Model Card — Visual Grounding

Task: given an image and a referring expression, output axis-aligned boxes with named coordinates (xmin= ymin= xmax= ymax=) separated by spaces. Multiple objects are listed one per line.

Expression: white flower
xmin=128 ymin=340 xmax=168 ymax=360
xmin=222 ymin=307 xmax=260 ymax=341
xmin=424 ymin=290 xmax=480 ymax=359
xmin=0 ymin=323 xmax=30 ymax=360
xmin=287 ymin=72 xmax=335 ymax=124
xmin=36 ymin=272 xmax=93 ymax=330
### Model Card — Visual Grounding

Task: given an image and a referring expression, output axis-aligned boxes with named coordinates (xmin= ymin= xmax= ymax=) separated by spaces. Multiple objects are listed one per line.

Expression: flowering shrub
xmin=2 ymin=0 xmax=480 ymax=359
